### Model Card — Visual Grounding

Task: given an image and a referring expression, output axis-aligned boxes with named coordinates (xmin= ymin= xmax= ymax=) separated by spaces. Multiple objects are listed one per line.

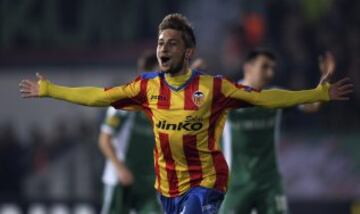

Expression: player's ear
xmin=185 ymin=48 xmax=195 ymax=60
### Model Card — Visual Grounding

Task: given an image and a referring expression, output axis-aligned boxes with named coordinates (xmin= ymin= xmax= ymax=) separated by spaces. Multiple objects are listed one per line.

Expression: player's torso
xmin=228 ymin=107 xmax=281 ymax=184
xmin=145 ymin=74 xmax=221 ymax=154
xmin=141 ymin=72 xmax=229 ymax=196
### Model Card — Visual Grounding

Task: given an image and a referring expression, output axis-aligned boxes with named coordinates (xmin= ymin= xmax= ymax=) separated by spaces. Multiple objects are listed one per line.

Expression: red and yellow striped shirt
xmin=39 ymin=70 xmax=330 ymax=197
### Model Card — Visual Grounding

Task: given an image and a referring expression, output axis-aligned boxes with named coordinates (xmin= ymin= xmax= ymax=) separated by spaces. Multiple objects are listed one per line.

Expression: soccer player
xmin=19 ymin=14 xmax=352 ymax=214
xmin=99 ymin=51 xmax=160 ymax=214
xmin=221 ymin=49 xmax=336 ymax=214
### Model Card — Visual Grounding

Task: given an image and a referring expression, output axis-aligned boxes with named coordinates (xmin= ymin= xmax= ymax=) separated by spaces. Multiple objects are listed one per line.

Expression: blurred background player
xmin=99 ymin=51 xmax=160 ymax=214
xmin=221 ymin=49 xmax=335 ymax=214
xmin=190 ymin=58 xmax=208 ymax=71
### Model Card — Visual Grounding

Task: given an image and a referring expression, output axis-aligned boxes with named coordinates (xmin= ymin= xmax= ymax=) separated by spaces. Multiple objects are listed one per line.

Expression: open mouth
xmin=160 ymin=56 xmax=171 ymax=65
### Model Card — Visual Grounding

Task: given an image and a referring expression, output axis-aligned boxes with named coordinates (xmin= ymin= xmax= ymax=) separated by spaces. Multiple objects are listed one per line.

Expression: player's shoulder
xmin=205 ymin=73 xmax=235 ymax=83
xmin=193 ymin=70 xmax=224 ymax=81
xmin=207 ymin=74 xmax=240 ymax=85
xmin=196 ymin=72 xmax=245 ymax=90
xmin=139 ymin=71 xmax=160 ymax=80
xmin=233 ymin=79 xmax=261 ymax=92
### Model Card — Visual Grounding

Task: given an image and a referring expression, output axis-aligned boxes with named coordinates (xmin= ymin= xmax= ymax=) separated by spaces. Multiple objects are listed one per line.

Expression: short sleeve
xmin=100 ymin=107 xmax=127 ymax=135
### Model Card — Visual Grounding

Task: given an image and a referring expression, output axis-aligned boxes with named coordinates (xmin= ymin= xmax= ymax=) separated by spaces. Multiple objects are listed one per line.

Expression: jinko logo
xmin=156 ymin=116 xmax=203 ymax=131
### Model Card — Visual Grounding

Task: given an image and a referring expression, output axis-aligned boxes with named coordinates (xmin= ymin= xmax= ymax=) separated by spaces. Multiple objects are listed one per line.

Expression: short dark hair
xmin=158 ymin=13 xmax=196 ymax=48
xmin=244 ymin=48 xmax=276 ymax=63
xmin=137 ymin=50 xmax=158 ymax=71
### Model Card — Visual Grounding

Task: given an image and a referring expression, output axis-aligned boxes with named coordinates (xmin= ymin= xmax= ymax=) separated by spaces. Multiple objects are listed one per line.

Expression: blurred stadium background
xmin=0 ymin=0 xmax=359 ymax=213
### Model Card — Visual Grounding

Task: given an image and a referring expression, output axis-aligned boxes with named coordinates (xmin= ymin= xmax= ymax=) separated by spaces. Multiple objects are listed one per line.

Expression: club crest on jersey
xmin=192 ymin=90 xmax=205 ymax=107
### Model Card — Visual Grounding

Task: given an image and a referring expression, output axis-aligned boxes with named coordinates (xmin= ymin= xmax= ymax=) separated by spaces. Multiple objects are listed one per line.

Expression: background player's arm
xmin=222 ymin=121 xmax=232 ymax=169
xmin=99 ymin=132 xmax=134 ymax=186
xmin=299 ymin=52 xmax=336 ymax=113
xmin=99 ymin=109 xmax=134 ymax=186
xmin=19 ymin=73 xmax=141 ymax=107
xmin=222 ymin=77 xmax=353 ymax=109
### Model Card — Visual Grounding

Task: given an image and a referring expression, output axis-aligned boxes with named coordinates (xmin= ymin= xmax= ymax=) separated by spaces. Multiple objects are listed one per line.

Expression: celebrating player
xmin=221 ymin=49 xmax=336 ymax=214
xmin=99 ymin=51 xmax=160 ymax=214
xmin=19 ymin=14 xmax=352 ymax=214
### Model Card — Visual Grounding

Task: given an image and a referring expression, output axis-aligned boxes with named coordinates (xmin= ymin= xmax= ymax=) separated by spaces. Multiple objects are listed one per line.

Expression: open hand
xmin=19 ymin=73 xmax=46 ymax=98
xmin=329 ymin=77 xmax=353 ymax=101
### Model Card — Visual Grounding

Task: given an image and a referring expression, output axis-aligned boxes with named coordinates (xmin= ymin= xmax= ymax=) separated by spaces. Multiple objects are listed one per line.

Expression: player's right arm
xmin=19 ymin=73 xmax=141 ymax=107
xmin=99 ymin=108 xmax=134 ymax=186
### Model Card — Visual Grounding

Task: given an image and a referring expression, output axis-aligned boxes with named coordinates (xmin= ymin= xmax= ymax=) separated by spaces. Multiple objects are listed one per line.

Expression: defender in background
xmin=99 ymin=51 xmax=160 ymax=214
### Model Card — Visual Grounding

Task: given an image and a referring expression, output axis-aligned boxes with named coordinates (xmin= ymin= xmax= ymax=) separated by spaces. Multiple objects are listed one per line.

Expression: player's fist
xmin=117 ymin=165 xmax=134 ymax=186
xmin=19 ymin=73 xmax=46 ymax=98
xmin=319 ymin=51 xmax=336 ymax=84
xmin=329 ymin=77 xmax=353 ymax=101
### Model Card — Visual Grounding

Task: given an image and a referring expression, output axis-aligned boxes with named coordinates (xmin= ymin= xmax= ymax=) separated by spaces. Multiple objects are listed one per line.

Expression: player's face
xmin=157 ymin=29 xmax=188 ymax=74
xmin=247 ymin=55 xmax=275 ymax=88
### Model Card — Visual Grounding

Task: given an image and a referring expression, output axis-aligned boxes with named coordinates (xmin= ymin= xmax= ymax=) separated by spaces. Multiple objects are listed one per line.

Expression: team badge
xmin=192 ymin=90 xmax=205 ymax=107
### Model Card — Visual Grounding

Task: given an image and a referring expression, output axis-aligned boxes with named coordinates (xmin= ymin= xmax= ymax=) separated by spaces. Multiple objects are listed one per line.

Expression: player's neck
xmin=167 ymin=65 xmax=189 ymax=77
xmin=165 ymin=67 xmax=192 ymax=88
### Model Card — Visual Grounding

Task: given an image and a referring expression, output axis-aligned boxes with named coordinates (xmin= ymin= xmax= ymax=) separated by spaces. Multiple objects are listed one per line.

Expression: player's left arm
xmin=222 ymin=77 xmax=353 ymax=109
xmin=299 ymin=51 xmax=336 ymax=113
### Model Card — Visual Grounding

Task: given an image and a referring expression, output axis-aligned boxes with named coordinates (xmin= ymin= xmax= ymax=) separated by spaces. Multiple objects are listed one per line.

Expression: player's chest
xmin=146 ymin=86 xmax=212 ymax=111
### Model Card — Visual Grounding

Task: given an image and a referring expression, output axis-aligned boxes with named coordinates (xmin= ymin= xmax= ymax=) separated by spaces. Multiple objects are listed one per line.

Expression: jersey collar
xmin=160 ymin=70 xmax=198 ymax=92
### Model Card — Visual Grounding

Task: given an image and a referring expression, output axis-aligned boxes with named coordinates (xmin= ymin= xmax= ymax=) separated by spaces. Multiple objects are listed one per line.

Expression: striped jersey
xmin=109 ymin=70 xmax=267 ymax=197
xmin=39 ymin=69 xmax=330 ymax=197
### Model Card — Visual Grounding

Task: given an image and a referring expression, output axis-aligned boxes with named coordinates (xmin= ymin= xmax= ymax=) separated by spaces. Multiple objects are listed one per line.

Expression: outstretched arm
xmin=222 ymin=77 xmax=353 ymax=109
xmin=19 ymin=73 xmax=141 ymax=107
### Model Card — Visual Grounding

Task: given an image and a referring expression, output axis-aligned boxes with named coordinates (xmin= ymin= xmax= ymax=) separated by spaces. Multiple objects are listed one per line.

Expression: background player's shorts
xmin=158 ymin=186 xmax=224 ymax=214
xmin=221 ymin=180 xmax=288 ymax=214
xmin=101 ymin=184 xmax=129 ymax=214
xmin=101 ymin=184 xmax=160 ymax=214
